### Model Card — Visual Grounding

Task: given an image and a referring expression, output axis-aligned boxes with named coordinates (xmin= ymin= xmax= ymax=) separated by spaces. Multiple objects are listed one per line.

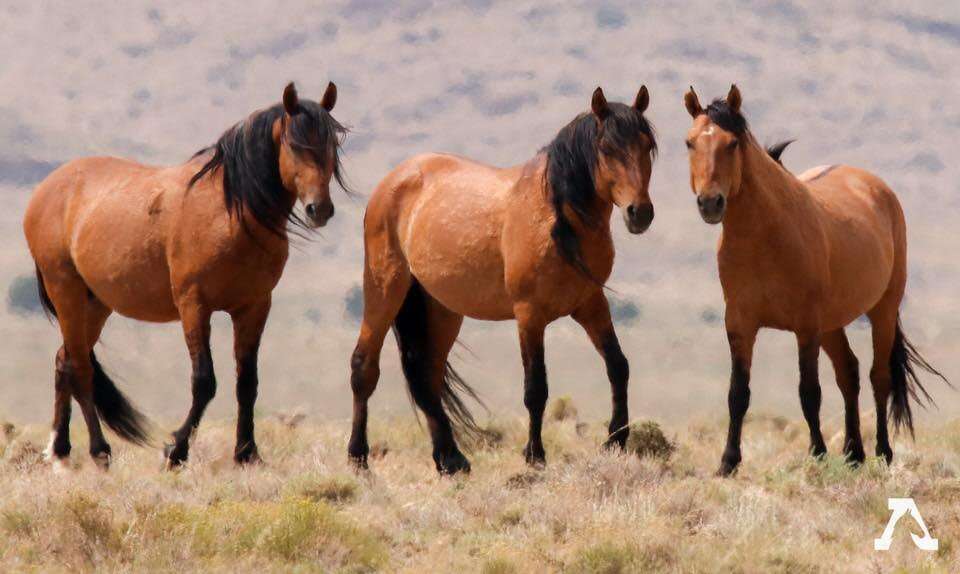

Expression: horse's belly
xmin=406 ymin=241 xmax=513 ymax=320
xmin=72 ymin=205 xmax=178 ymax=322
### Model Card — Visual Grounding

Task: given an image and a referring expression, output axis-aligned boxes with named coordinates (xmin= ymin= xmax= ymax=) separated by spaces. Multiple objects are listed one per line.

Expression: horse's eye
xmin=685 ymin=140 xmax=694 ymax=150
xmin=727 ymin=139 xmax=739 ymax=150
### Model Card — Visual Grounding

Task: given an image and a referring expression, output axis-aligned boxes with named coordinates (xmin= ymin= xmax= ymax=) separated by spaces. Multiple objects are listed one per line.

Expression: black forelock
xmin=188 ymin=100 xmax=348 ymax=237
xmin=705 ymin=98 xmax=748 ymax=136
xmin=543 ymin=101 xmax=656 ymax=281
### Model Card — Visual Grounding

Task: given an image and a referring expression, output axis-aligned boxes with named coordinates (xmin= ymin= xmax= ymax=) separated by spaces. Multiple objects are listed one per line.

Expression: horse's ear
xmin=634 ymin=85 xmax=649 ymax=113
xmin=684 ymin=86 xmax=703 ymax=118
xmin=727 ymin=84 xmax=742 ymax=114
xmin=320 ymin=81 xmax=337 ymax=112
xmin=591 ymin=87 xmax=610 ymax=121
xmin=283 ymin=82 xmax=300 ymax=115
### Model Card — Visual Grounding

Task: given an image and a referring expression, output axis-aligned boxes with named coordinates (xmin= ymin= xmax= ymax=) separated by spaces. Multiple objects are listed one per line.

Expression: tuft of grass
xmin=1 ymin=508 xmax=32 ymax=536
xmin=625 ymin=421 xmax=675 ymax=461
xmin=549 ymin=396 xmax=579 ymax=422
xmin=482 ymin=556 xmax=518 ymax=574
xmin=285 ymin=474 xmax=358 ymax=504
xmin=566 ymin=541 xmax=639 ymax=574
xmin=141 ymin=498 xmax=385 ymax=569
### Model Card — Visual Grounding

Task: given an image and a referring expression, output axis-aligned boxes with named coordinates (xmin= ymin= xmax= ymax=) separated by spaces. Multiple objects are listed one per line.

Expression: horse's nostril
xmin=697 ymin=196 xmax=705 ymax=207
xmin=305 ymin=203 xmax=317 ymax=218
xmin=716 ymin=196 xmax=725 ymax=210
xmin=626 ymin=204 xmax=637 ymax=218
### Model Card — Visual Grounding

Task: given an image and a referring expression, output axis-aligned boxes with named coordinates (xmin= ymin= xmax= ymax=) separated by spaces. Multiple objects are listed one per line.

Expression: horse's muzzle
xmin=624 ymin=203 xmax=654 ymax=234
xmin=305 ymin=202 xmax=335 ymax=228
xmin=697 ymin=195 xmax=725 ymax=224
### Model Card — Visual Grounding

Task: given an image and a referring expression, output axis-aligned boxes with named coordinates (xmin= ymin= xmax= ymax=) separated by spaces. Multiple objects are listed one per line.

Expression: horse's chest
xmin=718 ymin=245 xmax=825 ymax=330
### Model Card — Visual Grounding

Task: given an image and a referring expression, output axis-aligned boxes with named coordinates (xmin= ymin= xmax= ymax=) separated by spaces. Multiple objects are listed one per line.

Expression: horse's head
xmin=589 ymin=86 xmax=657 ymax=234
xmin=276 ymin=82 xmax=344 ymax=228
xmin=683 ymin=84 xmax=746 ymax=224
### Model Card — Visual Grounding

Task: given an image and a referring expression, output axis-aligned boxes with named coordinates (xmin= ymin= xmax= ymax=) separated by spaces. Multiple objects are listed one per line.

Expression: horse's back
xmin=804 ymin=165 xmax=905 ymax=328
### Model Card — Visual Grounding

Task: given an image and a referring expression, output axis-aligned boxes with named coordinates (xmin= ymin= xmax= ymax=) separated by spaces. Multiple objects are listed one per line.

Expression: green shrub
xmin=625 ymin=421 xmax=675 ymax=461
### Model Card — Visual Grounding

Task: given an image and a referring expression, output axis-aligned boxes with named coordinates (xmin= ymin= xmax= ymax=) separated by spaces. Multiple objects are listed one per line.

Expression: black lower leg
xmin=167 ymin=351 xmax=215 ymax=466
xmin=601 ymin=334 xmax=630 ymax=449
xmin=50 ymin=359 xmax=73 ymax=459
xmin=234 ymin=353 xmax=259 ymax=463
xmin=798 ymin=344 xmax=827 ymax=458
xmin=840 ymin=362 xmax=865 ymax=464
xmin=522 ymin=352 xmax=548 ymax=466
xmin=348 ymin=348 xmax=374 ymax=467
xmin=719 ymin=359 xmax=750 ymax=476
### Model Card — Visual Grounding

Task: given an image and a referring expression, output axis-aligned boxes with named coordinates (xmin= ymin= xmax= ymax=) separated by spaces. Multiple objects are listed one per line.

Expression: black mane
xmin=189 ymin=100 xmax=347 ymax=236
xmin=543 ymin=102 xmax=656 ymax=280
xmin=705 ymin=98 xmax=748 ymax=136
xmin=706 ymin=98 xmax=793 ymax=166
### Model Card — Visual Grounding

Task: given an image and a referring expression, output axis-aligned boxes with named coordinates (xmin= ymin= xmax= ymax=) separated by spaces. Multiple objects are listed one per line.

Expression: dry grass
xmin=1 ymin=410 xmax=958 ymax=573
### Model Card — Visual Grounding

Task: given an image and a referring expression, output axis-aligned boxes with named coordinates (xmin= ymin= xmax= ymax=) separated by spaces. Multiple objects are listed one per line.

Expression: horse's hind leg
xmin=796 ymin=331 xmax=827 ymax=459
xmin=415 ymin=297 xmax=469 ymax=474
xmin=572 ymin=290 xmax=630 ymax=449
xmin=165 ymin=293 xmax=215 ymax=468
xmin=43 ymin=273 xmax=112 ymax=468
xmin=348 ymin=264 xmax=411 ymax=468
xmin=867 ymin=304 xmax=897 ymax=464
xmin=821 ymin=328 xmax=865 ymax=464
xmin=230 ymin=297 xmax=271 ymax=464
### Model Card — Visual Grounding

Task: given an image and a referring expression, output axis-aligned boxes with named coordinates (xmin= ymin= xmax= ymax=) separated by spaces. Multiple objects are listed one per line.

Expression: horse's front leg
xmin=515 ymin=303 xmax=548 ymax=467
xmin=230 ymin=297 xmax=271 ymax=465
xmin=797 ymin=331 xmax=827 ymax=458
xmin=718 ymin=316 xmax=758 ymax=476
xmin=571 ymin=290 xmax=630 ymax=449
xmin=165 ymin=294 xmax=215 ymax=468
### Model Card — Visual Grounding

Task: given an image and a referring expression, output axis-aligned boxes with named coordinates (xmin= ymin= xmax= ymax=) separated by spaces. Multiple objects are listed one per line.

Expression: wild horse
xmin=683 ymin=85 xmax=948 ymax=476
xmin=349 ymin=86 xmax=657 ymax=473
xmin=24 ymin=82 xmax=347 ymax=469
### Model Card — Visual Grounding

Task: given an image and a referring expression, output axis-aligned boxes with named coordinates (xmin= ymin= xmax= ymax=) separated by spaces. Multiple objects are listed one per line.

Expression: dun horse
xmin=349 ymin=87 xmax=657 ymax=473
xmin=24 ymin=82 xmax=346 ymax=469
xmin=683 ymin=85 xmax=948 ymax=476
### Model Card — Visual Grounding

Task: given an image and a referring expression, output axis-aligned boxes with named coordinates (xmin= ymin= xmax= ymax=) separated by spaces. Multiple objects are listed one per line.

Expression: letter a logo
xmin=874 ymin=498 xmax=938 ymax=551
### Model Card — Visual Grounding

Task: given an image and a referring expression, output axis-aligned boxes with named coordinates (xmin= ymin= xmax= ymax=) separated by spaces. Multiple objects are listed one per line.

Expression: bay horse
xmin=348 ymin=86 xmax=657 ymax=473
xmin=23 ymin=82 xmax=346 ymax=469
xmin=682 ymin=85 xmax=949 ymax=476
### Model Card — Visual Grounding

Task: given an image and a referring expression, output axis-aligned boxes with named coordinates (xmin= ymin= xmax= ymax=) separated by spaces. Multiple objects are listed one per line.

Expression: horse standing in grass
xmin=24 ymin=82 xmax=346 ymax=469
xmin=682 ymin=85 xmax=948 ymax=476
xmin=349 ymin=87 xmax=657 ymax=473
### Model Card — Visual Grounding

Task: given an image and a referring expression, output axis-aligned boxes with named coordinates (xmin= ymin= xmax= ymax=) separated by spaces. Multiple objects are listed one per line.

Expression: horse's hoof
xmin=436 ymin=451 xmax=471 ymax=475
xmin=716 ymin=456 xmax=740 ymax=477
xmin=843 ymin=444 xmax=865 ymax=467
xmin=875 ymin=443 xmax=894 ymax=465
xmin=234 ymin=445 xmax=262 ymax=466
xmin=163 ymin=443 xmax=188 ymax=470
xmin=91 ymin=452 xmax=111 ymax=471
xmin=603 ymin=437 xmax=627 ymax=452
xmin=50 ymin=456 xmax=72 ymax=474
xmin=522 ymin=445 xmax=546 ymax=469
xmin=349 ymin=453 xmax=369 ymax=472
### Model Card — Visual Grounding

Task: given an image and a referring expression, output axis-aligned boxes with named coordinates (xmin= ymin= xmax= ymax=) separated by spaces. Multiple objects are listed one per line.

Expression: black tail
xmin=889 ymin=316 xmax=951 ymax=437
xmin=766 ymin=139 xmax=794 ymax=165
xmin=35 ymin=264 xmax=57 ymax=319
xmin=90 ymin=352 xmax=152 ymax=445
xmin=392 ymin=281 xmax=485 ymax=442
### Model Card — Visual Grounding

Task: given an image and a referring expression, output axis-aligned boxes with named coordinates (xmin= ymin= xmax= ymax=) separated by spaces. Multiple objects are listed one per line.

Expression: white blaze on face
xmin=699 ymin=125 xmax=715 ymax=139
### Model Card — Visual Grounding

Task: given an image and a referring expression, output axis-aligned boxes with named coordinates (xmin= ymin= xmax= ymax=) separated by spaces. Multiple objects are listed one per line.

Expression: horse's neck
xmin=722 ymin=138 xmax=811 ymax=246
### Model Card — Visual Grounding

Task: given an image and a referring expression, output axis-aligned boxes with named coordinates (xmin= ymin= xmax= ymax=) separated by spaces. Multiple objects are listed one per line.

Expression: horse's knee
xmin=192 ymin=368 xmax=217 ymax=404
xmin=350 ymin=347 xmax=379 ymax=400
